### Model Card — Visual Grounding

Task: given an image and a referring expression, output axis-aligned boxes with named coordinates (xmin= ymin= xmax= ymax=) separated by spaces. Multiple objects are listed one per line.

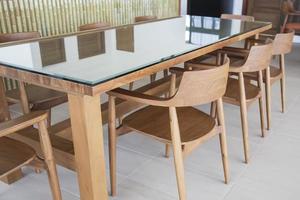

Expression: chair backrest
xmin=221 ymin=14 xmax=255 ymax=22
xmin=240 ymin=42 xmax=273 ymax=72
xmin=282 ymin=0 xmax=295 ymax=14
xmin=79 ymin=22 xmax=110 ymax=31
xmin=273 ymin=30 xmax=294 ymax=55
xmin=169 ymin=59 xmax=229 ymax=107
xmin=0 ymin=32 xmax=40 ymax=43
xmin=134 ymin=15 xmax=157 ymax=23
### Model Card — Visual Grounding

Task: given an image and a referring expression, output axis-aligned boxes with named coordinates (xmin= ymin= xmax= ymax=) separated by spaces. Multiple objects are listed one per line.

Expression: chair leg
xmin=129 ymin=82 xmax=134 ymax=91
xmin=150 ymin=73 xmax=157 ymax=83
xmin=169 ymin=107 xmax=187 ymax=200
xmin=265 ymin=67 xmax=271 ymax=130
xmin=47 ymin=109 xmax=52 ymax=127
xmin=216 ymin=98 xmax=229 ymax=184
xmin=238 ymin=72 xmax=250 ymax=164
xmin=258 ymin=70 xmax=266 ymax=137
xmin=37 ymin=119 xmax=62 ymax=200
xmin=280 ymin=54 xmax=286 ymax=113
xmin=163 ymin=69 xmax=169 ymax=78
xmin=280 ymin=77 xmax=286 ymax=113
xmin=210 ymin=101 xmax=217 ymax=118
xmin=165 ymin=144 xmax=170 ymax=158
xmin=18 ymin=81 xmax=30 ymax=114
xmin=108 ymin=96 xmax=117 ymax=196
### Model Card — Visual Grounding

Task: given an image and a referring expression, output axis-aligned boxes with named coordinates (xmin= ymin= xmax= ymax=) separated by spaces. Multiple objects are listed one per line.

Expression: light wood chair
xmin=134 ymin=15 xmax=158 ymax=23
xmin=0 ymin=32 xmax=68 ymax=126
xmin=187 ymin=42 xmax=273 ymax=163
xmin=0 ymin=85 xmax=62 ymax=200
xmin=242 ymin=31 xmax=295 ymax=129
xmin=79 ymin=22 xmax=110 ymax=31
xmin=281 ymin=0 xmax=300 ymax=32
xmin=221 ymin=14 xmax=255 ymax=22
xmin=108 ymin=59 xmax=230 ymax=199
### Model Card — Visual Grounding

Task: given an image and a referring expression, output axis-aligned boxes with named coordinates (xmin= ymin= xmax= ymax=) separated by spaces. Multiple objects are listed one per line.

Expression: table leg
xmin=68 ymin=93 xmax=108 ymax=200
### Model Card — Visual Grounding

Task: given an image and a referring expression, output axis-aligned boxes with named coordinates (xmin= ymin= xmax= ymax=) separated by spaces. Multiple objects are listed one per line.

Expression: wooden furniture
xmin=134 ymin=15 xmax=158 ymax=23
xmin=108 ymin=60 xmax=230 ymax=199
xmin=187 ymin=42 xmax=274 ymax=163
xmin=79 ymin=22 xmax=110 ymax=31
xmin=221 ymin=14 xmax=255 ymax=21
xmin=0 ymin=17 xmax=271 ymax=200
xmin=223 ymin=43 xmax=273 ymax=163
xmin=247 ymin=0 xmax=283 ymax=34
xmin=243 ymin=31 xmax=295 ymax=129
xmin=0 ymin=32 xmax=68 ymax=126
xmin=0 ymin=85 xmax=62 ymax=200
xmin=281 ymin=0 xmax=300 ymax=32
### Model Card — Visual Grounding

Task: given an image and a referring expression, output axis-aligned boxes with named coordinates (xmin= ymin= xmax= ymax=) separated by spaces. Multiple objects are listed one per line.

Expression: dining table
xmin=0 ymin=15 xmax=271 ymax=200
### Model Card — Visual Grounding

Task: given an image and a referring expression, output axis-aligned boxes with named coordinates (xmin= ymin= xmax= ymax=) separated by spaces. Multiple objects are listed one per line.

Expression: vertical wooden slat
xmin=0 ymin=0 xmax=180 ymax=35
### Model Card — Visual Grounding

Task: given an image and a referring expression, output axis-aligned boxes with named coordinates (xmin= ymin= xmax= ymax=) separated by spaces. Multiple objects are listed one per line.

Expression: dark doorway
xmin=187 ymin=0 xmax=235 ymax=17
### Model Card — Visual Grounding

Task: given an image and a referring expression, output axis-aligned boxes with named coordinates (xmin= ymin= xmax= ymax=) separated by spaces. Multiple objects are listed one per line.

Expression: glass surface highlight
xmin=0 ymin=15 xmax=270 ymax=86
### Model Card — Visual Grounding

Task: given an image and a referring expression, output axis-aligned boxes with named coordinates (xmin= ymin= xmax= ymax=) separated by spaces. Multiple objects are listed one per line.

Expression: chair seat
xmin=224 ymin=77 xmax=261 ymax=103
xmin=285 ymin=23 xmax=300 ymax=30
xmin=6 ymin=85 xmax=67 ymax=110
xmin=122 ymin=106 xmax=217 ymax=144
xmin=0 ymin=137 xmax=36 ymax=177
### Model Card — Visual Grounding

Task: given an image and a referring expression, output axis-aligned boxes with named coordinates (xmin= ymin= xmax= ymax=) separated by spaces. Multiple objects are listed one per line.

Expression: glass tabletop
xmin=0 ymin=15 xmax=270 ymax=86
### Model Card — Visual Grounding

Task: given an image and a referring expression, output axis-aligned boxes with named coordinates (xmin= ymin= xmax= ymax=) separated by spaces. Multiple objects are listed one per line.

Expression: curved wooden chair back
xmin=0 ymin=32 xmax=40 ymax=43
xmin=240 ymin=42 xmax=273 ymax=72
xmin=221 ymin=14 xmax=255 ymax=22
xmin=170 ymin=59 xmax=229 ymax=107
xmin=282 ymin=0 xmax=295 ymax=14
xmin=134 ymin=15 xmax=157 ymax=23
xmin=79 ymin=22 xmax=110 ymax=31
xmin=273 ymin=30 xmax=295 ymax=55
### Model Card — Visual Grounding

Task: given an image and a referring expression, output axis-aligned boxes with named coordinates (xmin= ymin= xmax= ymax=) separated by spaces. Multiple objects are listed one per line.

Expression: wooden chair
xmin=0 ymin=32 xmax=68 ymax=126
xmin=0 ymin=85 xmax=62 ymax=200
xmin=281 ymin=0 xmax=300 ymax=32
xmin=79 ymin=22 xmax=110 ymax=31
xmin=242 ymin=31 xmax=294 ymax=129
xmin=187 ymin=42 xmax=273 ymax=163
xmin=108 ymin=59 xmax=230 ymax=199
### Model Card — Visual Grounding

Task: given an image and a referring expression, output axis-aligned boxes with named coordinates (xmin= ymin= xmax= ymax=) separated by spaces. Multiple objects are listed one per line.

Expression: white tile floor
xmin=1 ymin=44 xmax=300 ymax=200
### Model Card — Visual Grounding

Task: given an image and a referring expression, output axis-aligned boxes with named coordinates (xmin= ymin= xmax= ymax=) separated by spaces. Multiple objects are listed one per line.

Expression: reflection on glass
xmin=116 ymin=26 xmax=135 ymax=53
xmin=39 ymin=39 xmax=66 ymax=67
xmin=77 ymin=32 xmax=106 ymax=59
xmin=0 ymin=15 xmax=270 ymax=85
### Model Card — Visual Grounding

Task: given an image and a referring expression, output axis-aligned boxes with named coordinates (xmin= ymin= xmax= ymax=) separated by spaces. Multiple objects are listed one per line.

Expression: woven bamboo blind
xmin=0 ymin=0 xmax=179 ymax=37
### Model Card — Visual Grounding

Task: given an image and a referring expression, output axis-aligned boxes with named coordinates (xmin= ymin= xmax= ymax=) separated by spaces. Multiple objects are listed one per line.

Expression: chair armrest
xmin=0 ymin=111 xmax=48 ymax=137
xmin=185 ymin=62 xmax=217 ymax=70
xmin=169 ymin=67 xmax=189 ymax=75
xmin=259 ymin=33 xmax=275 ymax=38
xmin=221 ymin=47 xmax=250 ymax=54
xmin=287 ymin=12 xmax=300 ymax=16
xmin=108 ymin=88 xmax=172 ymax=107
xmin=246 ymin=38 xmax=266 ymax=45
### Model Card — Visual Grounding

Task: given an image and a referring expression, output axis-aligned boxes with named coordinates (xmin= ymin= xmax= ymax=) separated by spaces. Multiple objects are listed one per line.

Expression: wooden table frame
xmin=0 ymin=23 xmax=271 ymax=200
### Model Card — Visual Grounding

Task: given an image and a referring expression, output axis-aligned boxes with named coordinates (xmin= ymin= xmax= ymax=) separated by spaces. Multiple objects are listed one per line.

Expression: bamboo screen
xmin=0 ymin=0 xmax=180 ymax=37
